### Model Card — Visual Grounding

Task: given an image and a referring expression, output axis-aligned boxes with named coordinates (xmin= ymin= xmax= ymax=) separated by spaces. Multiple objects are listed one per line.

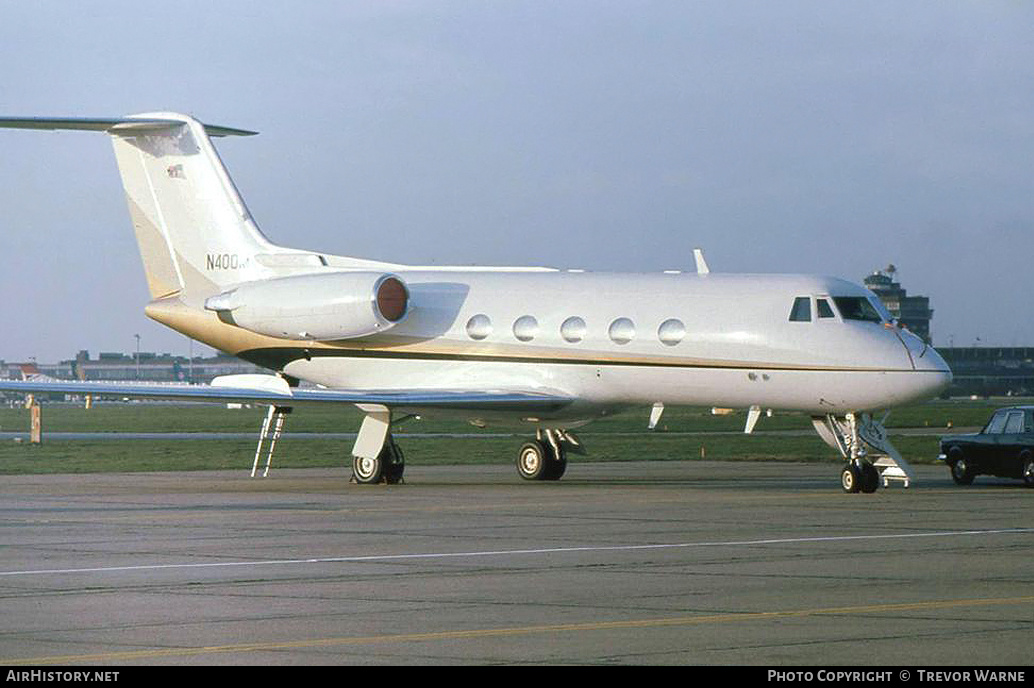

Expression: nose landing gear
xmin=813 ymin=412 xmax=915 ymax=493
xmin=840 ymin=459 xmax=881 ymax=494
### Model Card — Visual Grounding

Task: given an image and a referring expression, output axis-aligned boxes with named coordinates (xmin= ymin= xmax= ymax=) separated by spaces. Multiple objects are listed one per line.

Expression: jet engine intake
xmin=204 ymin=272 xmax=409 ymax=340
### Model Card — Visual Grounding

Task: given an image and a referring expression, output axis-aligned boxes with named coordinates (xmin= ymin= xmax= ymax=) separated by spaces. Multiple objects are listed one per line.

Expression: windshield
xmin=832 ymin=296 xmax=884 ymax=323
xmin=984 ymin=411 xmax=1009 ymax=435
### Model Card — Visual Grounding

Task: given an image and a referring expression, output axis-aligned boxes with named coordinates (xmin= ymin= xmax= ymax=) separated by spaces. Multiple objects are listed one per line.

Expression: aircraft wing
xmin=0 ymin=378 xmax=574 ymax=414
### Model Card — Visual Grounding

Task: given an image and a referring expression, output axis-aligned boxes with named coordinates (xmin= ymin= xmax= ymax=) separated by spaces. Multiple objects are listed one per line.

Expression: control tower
xmin=863 ymin=265 xmax=934 ymax=344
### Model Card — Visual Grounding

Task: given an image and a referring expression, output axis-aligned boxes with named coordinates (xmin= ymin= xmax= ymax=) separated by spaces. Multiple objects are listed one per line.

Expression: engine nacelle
xmin=204 ymin=271 xmax=409 ymax=340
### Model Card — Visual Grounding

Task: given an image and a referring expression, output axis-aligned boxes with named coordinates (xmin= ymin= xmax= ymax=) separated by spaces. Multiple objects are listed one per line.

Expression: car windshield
xmin=984 ymin=411 xmax=1008 ymax=434
xmin=1004 ymin=411 xmax=1025 ymax=434
xmin=832 ymin=296 xmax=884 ymax=323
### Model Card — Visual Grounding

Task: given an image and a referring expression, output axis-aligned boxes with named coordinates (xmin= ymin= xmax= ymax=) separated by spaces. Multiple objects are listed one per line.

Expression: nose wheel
xmin=841 ymin=460 xmax=880 ymax=494
xmin=814 ymin=412 xmax=915 ymax=492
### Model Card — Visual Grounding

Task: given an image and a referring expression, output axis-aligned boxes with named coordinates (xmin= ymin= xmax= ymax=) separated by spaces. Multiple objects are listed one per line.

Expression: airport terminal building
xmin=935 ymin=347 xmax=1034 ymax=398
xmin=0 ymin=351 xmax=264 ymax=385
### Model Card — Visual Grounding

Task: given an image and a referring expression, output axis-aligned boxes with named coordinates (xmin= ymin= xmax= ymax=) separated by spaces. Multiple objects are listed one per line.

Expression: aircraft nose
xmin=906 ymin=336 xmax=953 ymax=396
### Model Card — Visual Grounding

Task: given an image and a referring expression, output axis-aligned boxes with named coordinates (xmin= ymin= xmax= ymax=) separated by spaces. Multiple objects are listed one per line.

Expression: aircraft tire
xmin=517 ymin=441 xmax=550 ymax=480
xmin=542 ymin=446 xmax=567 ymax=481
xmin=841 ymin=463 xmax=862 ymax=493
xmin=860 ymin=462 xmax=880 ymax=493
xmin=352 ymin=453 xmax=384 ymax=484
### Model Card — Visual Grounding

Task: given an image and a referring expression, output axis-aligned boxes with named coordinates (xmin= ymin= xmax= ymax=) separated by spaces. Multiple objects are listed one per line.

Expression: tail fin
xmin=0 ymin=113 xmax=324 ymax=302
xmin=110 ymin=112 xmax=279 ymax=299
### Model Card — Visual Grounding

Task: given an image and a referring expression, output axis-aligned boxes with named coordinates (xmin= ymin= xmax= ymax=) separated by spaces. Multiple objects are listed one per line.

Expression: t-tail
xmin=0 ymin=113 xmax=388 ymax=306
xmin=107 ymin=113 xmax=278 ymax=301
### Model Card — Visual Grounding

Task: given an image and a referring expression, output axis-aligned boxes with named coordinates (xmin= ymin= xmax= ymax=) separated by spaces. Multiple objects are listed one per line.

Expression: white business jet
xmin=0 ymin=113 xmax=951 ymax=492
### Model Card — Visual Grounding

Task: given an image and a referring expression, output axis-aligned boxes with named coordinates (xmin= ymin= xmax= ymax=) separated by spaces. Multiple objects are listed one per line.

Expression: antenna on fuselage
xmin=693 ymin=248 xmax=710 ymax=274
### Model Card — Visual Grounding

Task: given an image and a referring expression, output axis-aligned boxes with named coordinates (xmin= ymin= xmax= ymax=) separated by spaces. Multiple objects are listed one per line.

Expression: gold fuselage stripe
xmin=236 ymin=344 xmax=921 ymax=374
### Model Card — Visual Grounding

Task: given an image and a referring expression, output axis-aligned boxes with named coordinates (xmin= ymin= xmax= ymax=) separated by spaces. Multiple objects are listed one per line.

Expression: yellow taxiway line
xmin=9 ymin=595 xmax=1034 ymax=665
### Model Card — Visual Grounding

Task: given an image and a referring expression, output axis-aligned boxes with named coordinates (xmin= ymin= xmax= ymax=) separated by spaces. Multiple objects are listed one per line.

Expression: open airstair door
xmin=812 ymin=413 xmax=916 ymax=492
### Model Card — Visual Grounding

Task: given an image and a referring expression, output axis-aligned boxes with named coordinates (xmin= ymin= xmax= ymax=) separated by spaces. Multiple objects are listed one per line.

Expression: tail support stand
xmin=251 ymin=405 xmax=291 ymax=477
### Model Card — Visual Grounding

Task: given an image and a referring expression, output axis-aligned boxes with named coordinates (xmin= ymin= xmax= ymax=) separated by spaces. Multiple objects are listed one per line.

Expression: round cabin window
xmin=513 ymin=315 xmax=539 ymax=342
xmin=560 ymin=316 xmax=586 ymax=343
xmin=608 ymin=317 xmax=635 ymax=345
xmin=465 ymin=314 xmax=492 ymax=340
xmin=657 ymin=318 xmax=686 ymax=346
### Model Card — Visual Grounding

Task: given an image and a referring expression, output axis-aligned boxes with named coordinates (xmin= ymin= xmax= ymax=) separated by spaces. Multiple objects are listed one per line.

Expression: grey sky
xmin=0 ymin=1 xmax=1031 ymax=362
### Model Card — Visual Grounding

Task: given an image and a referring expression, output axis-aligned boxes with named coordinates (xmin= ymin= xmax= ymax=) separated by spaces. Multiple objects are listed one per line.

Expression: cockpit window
xmin=789 ymin=297 xmax=811 ymax=322
xmin=816 ymin=298 xmax=835 ymax=319
xmin=832 ymin=296 xmax=883 ymax=323
xmin=868 ymin=296 xmax=894 ymax=323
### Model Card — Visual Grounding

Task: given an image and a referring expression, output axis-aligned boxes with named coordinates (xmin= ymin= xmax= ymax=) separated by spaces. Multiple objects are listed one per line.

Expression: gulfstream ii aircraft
xmin=0 ymin=113 xmax=952 ymax=492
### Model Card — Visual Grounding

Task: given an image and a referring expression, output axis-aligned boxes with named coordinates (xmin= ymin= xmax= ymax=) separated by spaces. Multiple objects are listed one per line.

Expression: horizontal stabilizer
xmin=0 ymin=116 xmax=257 ymax=137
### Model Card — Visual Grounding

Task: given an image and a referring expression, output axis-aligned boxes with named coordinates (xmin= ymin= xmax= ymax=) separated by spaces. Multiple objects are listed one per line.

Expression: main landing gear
xmin=259 ymin=405 xmax=582 ymax=486
xmin=351 ymin=435 xmax=406 ymax=485
xmin=250 ymin=405 xmax=407 ymax=485
xmin=812 ymin=412 xmax=916 ymax=493
xmin=348 ymin=426 xmax=583 ymax=485
xmin=349 ymin=407 xmax=413 ymax=485
xmin=516 ymin=429 xmax=583 ymax=481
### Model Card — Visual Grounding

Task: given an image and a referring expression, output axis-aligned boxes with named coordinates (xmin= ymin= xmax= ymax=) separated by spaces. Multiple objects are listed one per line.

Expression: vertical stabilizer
xmin=0 ymin=113 xmax=407 ymax=311
xmin=0 ymin=113 xmax=317 ymax=305
xmin=108 ymin=113 xmax=278 ymax=300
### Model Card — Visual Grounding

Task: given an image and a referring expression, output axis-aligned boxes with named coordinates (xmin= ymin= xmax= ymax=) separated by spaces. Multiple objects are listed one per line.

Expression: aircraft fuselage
xmin=147 ymin=268 xmax=951 ymax=424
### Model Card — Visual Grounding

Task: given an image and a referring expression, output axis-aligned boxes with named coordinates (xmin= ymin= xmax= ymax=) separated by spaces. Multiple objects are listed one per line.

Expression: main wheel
xmin=542 ymin=445 xmax=567 ymax=481
xmin=353 ymin=438 xmax=405 ymax=485
xmin=352 ymin=453 xmax=383 ymax=484
xmin=517 ymin=441 xmax=549 ymax=480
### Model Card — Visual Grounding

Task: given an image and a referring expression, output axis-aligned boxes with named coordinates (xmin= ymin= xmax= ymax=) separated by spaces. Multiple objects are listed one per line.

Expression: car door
xmin=991 ymin=410 xmax=1026 ymax=476
xmin=974 ymin=410 xmax=1010 ymax=471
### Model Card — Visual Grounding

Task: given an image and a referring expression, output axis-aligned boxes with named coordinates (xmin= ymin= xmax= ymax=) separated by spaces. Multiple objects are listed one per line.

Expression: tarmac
xmin=0 ymin=460 xmax=1031 ymax=666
